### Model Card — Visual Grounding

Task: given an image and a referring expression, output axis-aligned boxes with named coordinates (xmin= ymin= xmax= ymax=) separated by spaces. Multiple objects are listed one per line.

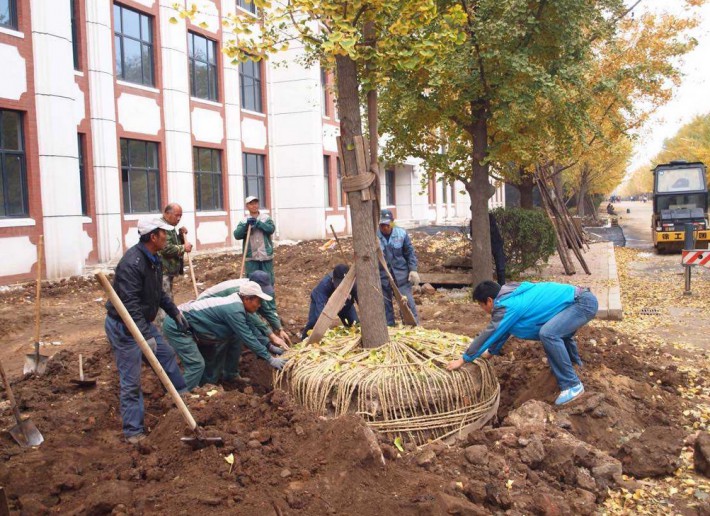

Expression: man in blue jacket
xmin=446 ymin=280 xmax=598 ymax=405
xmin=301 ymin=264 xmax=358 ymax=340
xmin=378 ymin=209 xmax=420 ymax=326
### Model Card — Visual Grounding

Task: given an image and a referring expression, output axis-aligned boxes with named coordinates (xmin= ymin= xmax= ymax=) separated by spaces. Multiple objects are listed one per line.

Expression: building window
xmin=188 ymin=31 xmax=218 ymax=101
xmin=71 ymin=0 xmax=80 ymax=70
xmin=193 ymin=147 xmax=223 ymax=211
xmin=336 ymin=158 xmax=343 ymax=207
xmin=120 ymin=138 xmax=160 ymax=214
xmin=240 ymin=60 xmax=262 ymax=112
xmin=323 ymin=155 xmax=331 ymax=207
xmin=243 ymin=153 xmax=265 ymax=204
xmin=321 ymin=67 xmax=329 ymax=117
xmin=78 ymin=134 xmax=88 ymax=216
xmin=0 ymin=0 xmax=17 ymax=30
xmin=0 ymin=110 xmax=27 ymax=217
xmin=236 ymin=0 xmax=257 ymax=15
xmin=114 ymin=3 xmax=154 ymax=86
xmin=385 ymin=168 xmax=395 ymax=206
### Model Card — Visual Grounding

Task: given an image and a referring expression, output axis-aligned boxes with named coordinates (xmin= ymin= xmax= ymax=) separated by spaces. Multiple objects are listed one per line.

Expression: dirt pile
xmin=1 ymin=236 xmax=706 ymax=514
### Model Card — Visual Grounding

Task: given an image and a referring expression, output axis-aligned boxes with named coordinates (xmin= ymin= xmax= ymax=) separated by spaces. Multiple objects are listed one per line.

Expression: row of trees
xmin=622 ymin=113 xmax=710 ymax=196
xmin=177 ymin=0 xmax=703 ymax=347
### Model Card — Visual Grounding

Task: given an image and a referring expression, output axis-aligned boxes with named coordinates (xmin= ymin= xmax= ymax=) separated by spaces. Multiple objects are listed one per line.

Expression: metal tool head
xmin=180 ymin=434 xmax=224 ymax=450
xmin=70 ymin=378 xmax=97 ymax=388
xmin=23 ymin=353 xmax=48 ymax=376
xmin=8 ymin=418 xmax=44 ymax=447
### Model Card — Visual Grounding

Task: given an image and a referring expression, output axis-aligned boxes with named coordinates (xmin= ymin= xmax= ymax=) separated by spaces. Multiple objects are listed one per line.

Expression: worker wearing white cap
xmin=105 ymin=216 xmax=192 ymax=443
xmin=234 ymin=196 xmax=276 ymax=283
xmin=163 ymin=280 xmax=287 ymax=389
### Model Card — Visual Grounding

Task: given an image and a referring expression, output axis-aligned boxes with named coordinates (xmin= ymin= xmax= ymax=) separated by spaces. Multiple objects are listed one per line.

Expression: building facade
xmin=0 ymin=0 xmax=503 ymax=285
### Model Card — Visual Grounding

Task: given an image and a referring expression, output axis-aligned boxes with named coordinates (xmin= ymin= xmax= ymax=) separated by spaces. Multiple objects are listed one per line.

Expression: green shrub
xmin=491 ymin=207 xmax=556 ymax=278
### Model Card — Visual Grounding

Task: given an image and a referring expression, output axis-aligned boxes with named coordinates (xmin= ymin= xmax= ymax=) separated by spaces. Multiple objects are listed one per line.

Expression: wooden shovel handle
xmin=185 ymin=242 xmax=199 ymax=298
xmin=240 ymin=224 xmax=252 ymax=279
xmin=0 ymin=357 xmax=24 ymax=425
xmin=377 ymin=248 xmax=417 ymax=326
xmin=95 ymin=272 xmax=197 ymax=431
xmin=34 ymin=236 xmax=43 ymax=343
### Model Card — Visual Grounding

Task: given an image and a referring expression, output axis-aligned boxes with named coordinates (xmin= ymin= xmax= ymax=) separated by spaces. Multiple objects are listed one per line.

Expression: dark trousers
xmin=301 ymin=301 xmax=359 ymax=340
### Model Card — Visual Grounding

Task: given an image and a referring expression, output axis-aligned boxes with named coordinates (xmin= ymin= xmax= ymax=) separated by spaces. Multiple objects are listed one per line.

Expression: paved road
xmin=613 ymin=200 xmax=653 ymax=250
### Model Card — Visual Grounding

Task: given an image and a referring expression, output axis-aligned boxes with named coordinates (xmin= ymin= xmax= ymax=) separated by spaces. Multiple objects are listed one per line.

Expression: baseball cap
xmin=238 ymin=280 xmax=273 ymax=301
xmin=137 ymin=217 xmax=173 ymax=236
xmin=379 ymin=209 xmax=394 ymax=225
xmin=332 ymin=264 xmax=349 ymax=288
xmin=245 ymin=196 xmax=259 ymax=204
xmin=248 ymin=270 xmax=275 ymax=296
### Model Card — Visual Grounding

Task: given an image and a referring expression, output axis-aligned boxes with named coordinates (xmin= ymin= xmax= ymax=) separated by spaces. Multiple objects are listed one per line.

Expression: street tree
xmin=380 ymin=1 xmax=702 ymax=283
xmin=173 ymin=0 xmax=467 ymax=347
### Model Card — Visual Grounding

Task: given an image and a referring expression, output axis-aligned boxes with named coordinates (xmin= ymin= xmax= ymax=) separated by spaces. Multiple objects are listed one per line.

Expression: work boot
xmin=126 ymin=433 xmax=146 ymax=445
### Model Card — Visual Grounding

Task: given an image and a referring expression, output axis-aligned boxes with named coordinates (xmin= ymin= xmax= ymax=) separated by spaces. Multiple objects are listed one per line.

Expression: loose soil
xmin=1 ymin=232 xmax=708 ymax=515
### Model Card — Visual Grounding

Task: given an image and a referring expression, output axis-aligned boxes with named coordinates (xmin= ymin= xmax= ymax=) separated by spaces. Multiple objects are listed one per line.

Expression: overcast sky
xmin=627 ymin=0 xmax=710 ymax=172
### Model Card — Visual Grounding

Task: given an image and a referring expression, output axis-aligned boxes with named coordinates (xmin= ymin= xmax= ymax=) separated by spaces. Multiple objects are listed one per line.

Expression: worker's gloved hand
xmin=268 ymin=344 xmax=284 ymax=355
xmin=247 ymin=217 xmax=257 ymax=226
xmin=408 ymin=271 xmax=421 ymax=285
xmin=268 ymin=356 xmax=287 ymax=370
xmin=145 ymin=337 xmax=158 ymax=354
xmin=175 ymin=313 xmax=191 ymax=333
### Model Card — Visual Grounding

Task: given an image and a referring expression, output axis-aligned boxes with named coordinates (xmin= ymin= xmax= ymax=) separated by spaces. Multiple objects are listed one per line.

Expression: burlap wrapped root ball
xmin=275 ymin=327 xmax=500 ymax=446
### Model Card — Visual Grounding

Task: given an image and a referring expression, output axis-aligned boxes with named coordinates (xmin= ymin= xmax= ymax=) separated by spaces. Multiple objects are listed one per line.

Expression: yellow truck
xmin=652 ymin=161 xmax=709 ymax=253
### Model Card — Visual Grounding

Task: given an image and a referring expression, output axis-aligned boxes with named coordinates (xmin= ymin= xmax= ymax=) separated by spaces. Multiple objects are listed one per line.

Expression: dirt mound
xmin=0 ymin=234 xmax=704 ymax=514
xmin=488 ymin=325 xmax=687 ymax=456
xmin=616 ymin=426 xmax=685 ymax=478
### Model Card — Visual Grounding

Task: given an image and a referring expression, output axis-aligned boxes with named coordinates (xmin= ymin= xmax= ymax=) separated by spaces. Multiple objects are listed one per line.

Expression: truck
xmin=652 ymin=160 xmax=709 ymax=253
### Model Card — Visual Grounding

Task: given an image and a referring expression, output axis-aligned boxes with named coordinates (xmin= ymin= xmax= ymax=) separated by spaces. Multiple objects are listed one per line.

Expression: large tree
xmin=175 ymin=0 xmax=466 ymax=347
xmin=380 ymin=0 xmax=701 ymax=282
xmin=380 ymin=0 xmax=627 ymax=285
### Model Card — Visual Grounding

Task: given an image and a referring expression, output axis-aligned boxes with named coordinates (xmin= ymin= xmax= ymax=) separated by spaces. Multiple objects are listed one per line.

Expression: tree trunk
xmin=335 ymin=55 xmax=389 ymax=348
xmin=576 ymin=165 xmax=588 ymax=217
xmin=467 ymin=103 xmax=493 ymax=287
xmin=518 ymin=171 xmax=535 ymax=209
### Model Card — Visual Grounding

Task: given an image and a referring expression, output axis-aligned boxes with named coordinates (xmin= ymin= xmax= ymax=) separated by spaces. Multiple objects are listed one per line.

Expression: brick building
xmin=0 ymin=0 xmax=503 ymax=285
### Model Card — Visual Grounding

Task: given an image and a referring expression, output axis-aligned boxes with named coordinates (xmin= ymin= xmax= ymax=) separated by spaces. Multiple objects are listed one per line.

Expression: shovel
xmin=70 ymin=354 xmax=96 ymax=388
xmin=24 ymin=236 xmax=48 ymax=375
xmin=239 ymin=224 xmax=252 ymax=278
xmin=95 ymin=272 xmax=223 ymax=449
xmin=0 ymin=357 xmax=44 ymax=447
xmin=185 ymin=240 xmax=199 ymax=299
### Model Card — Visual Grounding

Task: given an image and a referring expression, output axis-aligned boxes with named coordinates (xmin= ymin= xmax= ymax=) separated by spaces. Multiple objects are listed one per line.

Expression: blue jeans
xmin=382 ymin=281 xmax=419 ymax=326
xmin=105 ymin=316 xmax=187 ymax=437
xmin=538 ymin=290 xmax=598 ymax=391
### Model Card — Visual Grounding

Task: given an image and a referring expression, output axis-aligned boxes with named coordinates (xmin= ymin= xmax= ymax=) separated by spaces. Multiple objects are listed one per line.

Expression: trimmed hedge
xmin=491 ymin=207 xmax=556 ymax=278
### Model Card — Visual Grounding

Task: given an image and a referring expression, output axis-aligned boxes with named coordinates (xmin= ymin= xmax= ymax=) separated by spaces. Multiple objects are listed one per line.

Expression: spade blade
xmin=8 ymin=418 xmax=44 ymax=447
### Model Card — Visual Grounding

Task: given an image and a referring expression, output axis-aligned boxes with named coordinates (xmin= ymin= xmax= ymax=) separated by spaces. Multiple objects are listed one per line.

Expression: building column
xmin=267 ymin=40 xmax=326 ymax=240
xmin=221 ymin=0 xmax=243 ymax=247
xmin=30 ymin=0 xmax=85 ymax=278
xmin=85 ymin=0 xmax=123 ymax=263
xmin=158 ymin=0 xmax=195 ymax=240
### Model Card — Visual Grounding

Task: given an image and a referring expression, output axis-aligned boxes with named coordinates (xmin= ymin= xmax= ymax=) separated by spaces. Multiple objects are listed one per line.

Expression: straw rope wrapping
xmin=275 ymin=327 xmax=500 ymax=446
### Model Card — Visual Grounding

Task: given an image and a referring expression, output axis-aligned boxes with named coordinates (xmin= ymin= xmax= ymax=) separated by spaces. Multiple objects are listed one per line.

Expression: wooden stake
xmin=240 ymin=224 xmax=252 ymax=279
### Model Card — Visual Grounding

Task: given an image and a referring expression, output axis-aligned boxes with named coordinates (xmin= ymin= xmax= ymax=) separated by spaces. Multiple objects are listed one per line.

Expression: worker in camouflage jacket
xmin=156 ymin=203 xmax=192 ymax=326
xmin=233 ymin=196 xmax=276 ymax=283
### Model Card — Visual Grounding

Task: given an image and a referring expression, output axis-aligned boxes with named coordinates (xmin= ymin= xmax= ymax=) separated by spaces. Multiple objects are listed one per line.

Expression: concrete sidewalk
xmin=536 ymin=242 xmax=622 ymax=320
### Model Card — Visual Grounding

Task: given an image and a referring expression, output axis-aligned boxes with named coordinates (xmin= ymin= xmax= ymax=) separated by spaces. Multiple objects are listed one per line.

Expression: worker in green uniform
xmin=234 ymin=196 xmax=276 ymax=283
xmin=162 ymin=281 xmax=286 ymax=390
